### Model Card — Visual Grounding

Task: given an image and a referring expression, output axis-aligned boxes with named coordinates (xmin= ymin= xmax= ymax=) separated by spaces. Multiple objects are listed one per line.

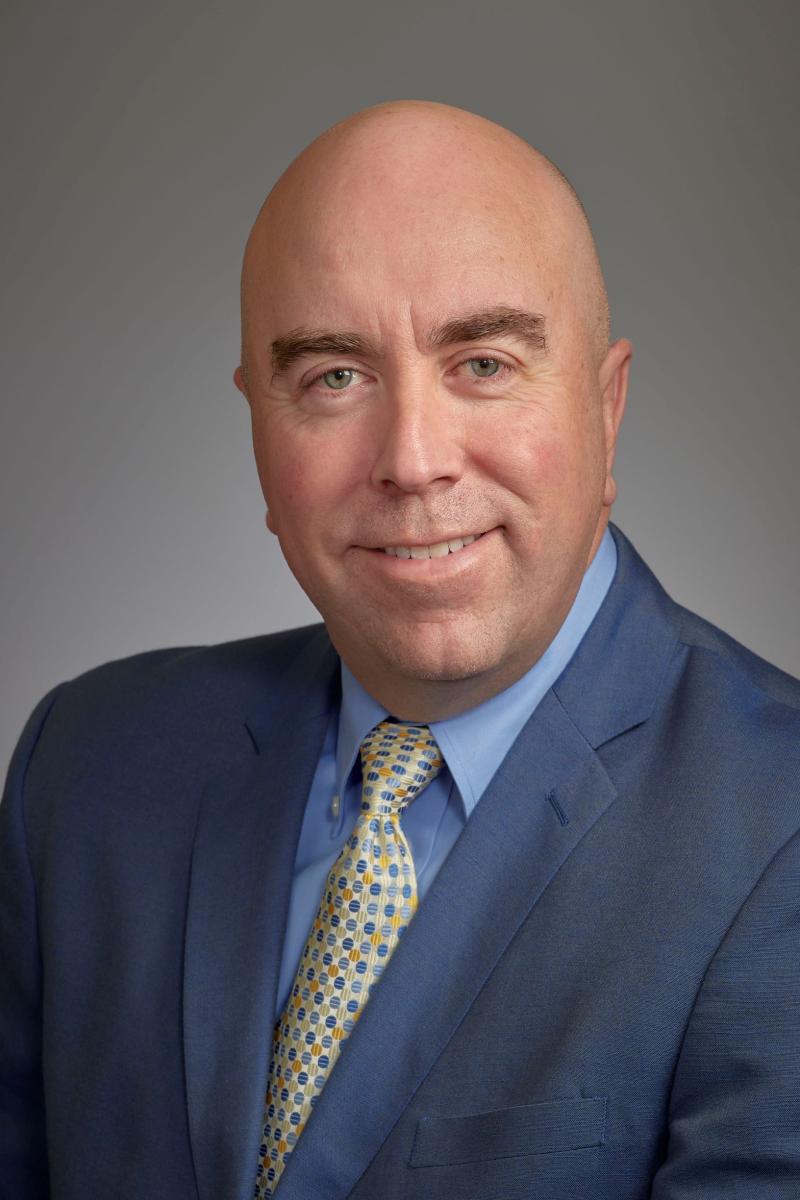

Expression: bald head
xmin=239 ymin=101 xmax=610 ymax=389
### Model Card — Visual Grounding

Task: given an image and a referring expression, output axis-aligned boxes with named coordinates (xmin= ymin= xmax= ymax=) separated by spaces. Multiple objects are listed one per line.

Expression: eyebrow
xmin=429 ymin=307 xmax=547 ymax=353
xmin=271 ymin=330 xmax=377 ymax=375
xmin=270 ymin=306 xmax=547 ymax=375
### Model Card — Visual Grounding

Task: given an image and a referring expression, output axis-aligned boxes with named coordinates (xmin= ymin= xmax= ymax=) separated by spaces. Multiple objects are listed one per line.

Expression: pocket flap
xmin=409 ymin=1096 xmax=606 ymax=1167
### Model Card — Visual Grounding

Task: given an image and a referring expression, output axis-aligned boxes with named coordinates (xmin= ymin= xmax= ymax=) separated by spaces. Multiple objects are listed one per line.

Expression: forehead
xmin=250 ymin=200 xmax=561 ymax=345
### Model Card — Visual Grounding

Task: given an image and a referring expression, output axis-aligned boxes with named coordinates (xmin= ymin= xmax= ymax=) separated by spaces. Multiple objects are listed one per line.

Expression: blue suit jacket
xmin=2 ymin=526 xmax=800 ymax=1199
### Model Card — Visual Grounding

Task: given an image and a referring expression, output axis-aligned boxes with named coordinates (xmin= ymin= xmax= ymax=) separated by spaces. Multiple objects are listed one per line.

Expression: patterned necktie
xmin=254 ymin=720 xmax=444 ymax=1198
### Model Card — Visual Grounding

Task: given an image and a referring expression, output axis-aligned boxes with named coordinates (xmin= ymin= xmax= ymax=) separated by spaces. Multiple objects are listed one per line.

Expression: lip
xmin=362 ymin=529 xmax=491 ymax=553
xmin=354 ymin=527 xmax=499 ymax=575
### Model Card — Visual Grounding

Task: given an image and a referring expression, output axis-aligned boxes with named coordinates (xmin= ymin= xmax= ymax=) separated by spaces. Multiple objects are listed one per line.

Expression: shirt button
xmin=331 ymin=793 xmax=340 ymax=819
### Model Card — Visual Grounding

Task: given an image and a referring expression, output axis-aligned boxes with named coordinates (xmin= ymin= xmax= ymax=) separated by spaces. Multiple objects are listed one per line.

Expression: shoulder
xmin=50 ymin=622 xmax=326 ymax=711
xmin=652 ymin=605 xmax=800 ymax=837
xmin=594 ymin=528 xmax=800 ymax=832
xmin=671 ymin=602 xmax=800 ymax=746
xmin=609 ymin=524 xmax=800 ymax=735
xmin=9 ymin=624 xmax=330 ymax=798
xmin=638 ymin=589 xmax=800 ymax=885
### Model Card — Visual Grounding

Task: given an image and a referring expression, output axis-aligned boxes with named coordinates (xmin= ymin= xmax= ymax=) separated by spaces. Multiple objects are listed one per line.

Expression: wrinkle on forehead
xmin=240 ymin=101 xmax=610 ymax=378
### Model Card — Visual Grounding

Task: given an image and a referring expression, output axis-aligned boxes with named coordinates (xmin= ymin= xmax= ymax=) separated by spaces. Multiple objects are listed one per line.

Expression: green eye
xmin=469 ymin=358 xmax=500 ymax=378
xmin=322 ymin=368 xmax=356 ymax=390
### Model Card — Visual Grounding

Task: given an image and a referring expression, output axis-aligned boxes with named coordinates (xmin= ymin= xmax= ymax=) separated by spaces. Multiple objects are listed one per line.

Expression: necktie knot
xmin=359 ymin=720 xmax=444 ymax=817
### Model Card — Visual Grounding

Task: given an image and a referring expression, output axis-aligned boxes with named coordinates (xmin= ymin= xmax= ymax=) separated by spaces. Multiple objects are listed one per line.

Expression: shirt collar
xmin=336 ymin=527 xmax=618 ymax=815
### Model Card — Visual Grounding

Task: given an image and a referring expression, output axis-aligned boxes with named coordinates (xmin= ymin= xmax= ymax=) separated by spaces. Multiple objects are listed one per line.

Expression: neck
xmin=345 ymin=655 xmax=544 ymax=724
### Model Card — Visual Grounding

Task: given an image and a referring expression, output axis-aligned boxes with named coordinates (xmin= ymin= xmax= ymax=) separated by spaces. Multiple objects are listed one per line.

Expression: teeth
xmin=383 ymin=533 xmax=482 ymax=558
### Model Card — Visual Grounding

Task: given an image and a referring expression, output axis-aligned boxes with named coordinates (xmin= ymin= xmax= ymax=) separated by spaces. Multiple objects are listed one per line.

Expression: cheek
xmin=266 ymin=459 xmax=307 ymax=516
xmin=254 ymin=413 xmax=366 ymax=527
xmin=472 ymin=406 xmax=572 ymax=499
xmin=252 ymin=417 xmax=304 ymax=520
xmin=470 ymin=394 xmax=606 ymax=533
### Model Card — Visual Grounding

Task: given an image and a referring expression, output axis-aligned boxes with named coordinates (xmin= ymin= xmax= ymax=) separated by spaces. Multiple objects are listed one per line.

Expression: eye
xmin=467 ymin=358 xmax=501 ymax=378
xmin=320 ymin=368 xmax=357 ymax=390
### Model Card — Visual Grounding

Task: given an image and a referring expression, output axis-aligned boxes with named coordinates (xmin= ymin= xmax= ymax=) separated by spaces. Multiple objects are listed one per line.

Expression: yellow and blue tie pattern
xmin=254 ymin=721 xmax=444 ymax=1197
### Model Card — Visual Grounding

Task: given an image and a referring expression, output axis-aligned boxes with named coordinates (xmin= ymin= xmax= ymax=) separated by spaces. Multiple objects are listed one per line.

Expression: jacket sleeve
xmin=0 ymin=687 xmax=62 ymax=1200
xmin=651 ymin=824 xmax=800 ymax=1197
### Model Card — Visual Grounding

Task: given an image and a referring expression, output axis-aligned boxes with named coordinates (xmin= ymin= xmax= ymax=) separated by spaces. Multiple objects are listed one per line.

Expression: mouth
xmin=380 ymin=531 xmax=486 ymax=560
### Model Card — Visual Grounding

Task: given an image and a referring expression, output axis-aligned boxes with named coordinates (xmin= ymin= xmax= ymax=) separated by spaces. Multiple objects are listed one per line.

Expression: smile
xmin=382 ymin=533 xmax=484 ymax=559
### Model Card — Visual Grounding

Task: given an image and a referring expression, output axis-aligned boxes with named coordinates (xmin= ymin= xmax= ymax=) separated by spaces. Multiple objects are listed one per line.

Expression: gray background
xmin=2 ymin=0 xmax=798 ymax=771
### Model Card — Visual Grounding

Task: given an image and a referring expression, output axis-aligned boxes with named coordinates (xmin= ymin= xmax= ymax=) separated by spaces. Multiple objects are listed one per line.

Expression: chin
xmin=373 ymin=621 xmax=511 ymax=686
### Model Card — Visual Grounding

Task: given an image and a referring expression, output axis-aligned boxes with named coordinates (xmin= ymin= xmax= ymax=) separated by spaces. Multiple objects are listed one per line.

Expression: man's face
xmin=240 ymin=153 xmax=629 ymax=716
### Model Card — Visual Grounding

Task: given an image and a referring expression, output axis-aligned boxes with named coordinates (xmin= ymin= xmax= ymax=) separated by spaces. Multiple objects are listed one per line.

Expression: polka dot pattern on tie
xmin=254 ymin=721 xmax=444 ymax=1197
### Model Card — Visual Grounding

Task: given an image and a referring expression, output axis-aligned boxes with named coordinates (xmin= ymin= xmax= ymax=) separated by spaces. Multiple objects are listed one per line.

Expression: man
xmin=1 ymin=100 xmax=799 ymax=1199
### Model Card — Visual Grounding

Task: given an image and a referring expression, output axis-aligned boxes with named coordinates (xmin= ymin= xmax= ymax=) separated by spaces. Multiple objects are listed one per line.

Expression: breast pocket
xmin=409 ymin=1095 xmax=606 ymax=1168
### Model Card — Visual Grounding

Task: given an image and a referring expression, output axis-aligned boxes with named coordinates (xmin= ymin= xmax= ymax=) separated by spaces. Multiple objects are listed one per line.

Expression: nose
xmin=369 ymin=379 xmax=465 ymax=495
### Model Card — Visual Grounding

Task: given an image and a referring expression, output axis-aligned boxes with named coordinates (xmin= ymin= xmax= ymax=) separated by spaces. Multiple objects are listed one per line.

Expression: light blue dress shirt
xmin=275 ymin=528 xmax=618 ymax=1014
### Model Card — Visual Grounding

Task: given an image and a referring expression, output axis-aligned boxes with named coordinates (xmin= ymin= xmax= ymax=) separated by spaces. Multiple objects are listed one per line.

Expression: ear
xmin=234 ymin=365 xmax=249 ymax=398
xmin=598 ymin=337 xmax=632 ymax=507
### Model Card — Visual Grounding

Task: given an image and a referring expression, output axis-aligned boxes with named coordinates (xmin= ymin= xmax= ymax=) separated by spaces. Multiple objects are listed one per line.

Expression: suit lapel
xmin=553 ymin=523 xmax=681 ymax=748
xmin=275 ymin=690 xmax=617 ymax=1200
xmin=182 ymin=632 xmax=338 ymax=1200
